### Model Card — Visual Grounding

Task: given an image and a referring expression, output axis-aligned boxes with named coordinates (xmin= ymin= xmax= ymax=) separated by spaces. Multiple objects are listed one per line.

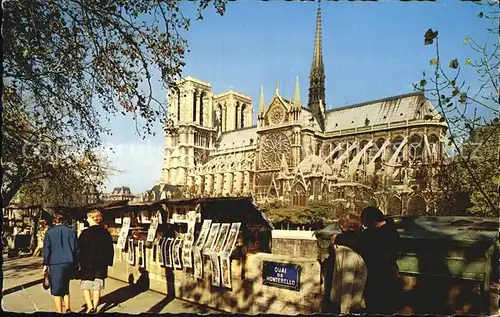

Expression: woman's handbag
xmin=42 ymin=271 xmax=50 ymax=290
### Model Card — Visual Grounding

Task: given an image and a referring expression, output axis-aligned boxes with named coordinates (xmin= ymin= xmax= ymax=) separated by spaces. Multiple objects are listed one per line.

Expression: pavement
xmin=1 ymin=255 xmax=220 ymax=314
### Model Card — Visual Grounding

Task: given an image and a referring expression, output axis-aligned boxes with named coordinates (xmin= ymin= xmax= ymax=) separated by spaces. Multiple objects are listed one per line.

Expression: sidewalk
xmin=1 ymin=255 xmax=219 ymax=314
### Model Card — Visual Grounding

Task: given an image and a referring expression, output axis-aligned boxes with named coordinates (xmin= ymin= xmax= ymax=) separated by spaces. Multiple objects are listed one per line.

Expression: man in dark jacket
xmin=43 ymin=212 xmax=78 ymax=313
xmin=360 ymin=206 xmax=401 ymax=314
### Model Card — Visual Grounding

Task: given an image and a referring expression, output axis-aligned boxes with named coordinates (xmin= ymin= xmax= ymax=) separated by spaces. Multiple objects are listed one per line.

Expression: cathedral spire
xmin=294 ymin=76 xmax=301 ymax=108
xmin=308 ymin=0 xmax=326 ymax=131
xmin=275 ymin=80 xmax=280 ymax=95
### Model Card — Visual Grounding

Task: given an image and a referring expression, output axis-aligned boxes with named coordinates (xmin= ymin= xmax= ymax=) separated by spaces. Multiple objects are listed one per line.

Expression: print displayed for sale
xmin=210 ymin=252 xmax=221 ymax=287
xmin=193 ymin=247 xmax=203 ymax=280
xmin=164 ymin=237 xmax=174 ymax=268
xmin=182 ymin=221 xmax=196 ymax=269
xmin=220 ymin=254 xmax=232 ymax=289
xmin=195 ymin=219 xmax=212 ymax=249
xmin=172 ymin=238 xmax=183 ymax=269
xmin=138 ymin=239 xmax=145 ymax=268
xmin=157 ymin=237 xmax=165 ymax=266
xmin=116 ymin=217 xmax=131 ymax=249
xmin=212 ymin=223 xmax=230 ymax=254
xmin=203 ymin=223 xmax=220 ymax=255
xmin=128 ymin=238 xmax=135 ymax=265
xmin=222 ymin=222 xmax=241 ymax=254
xmin=146 ymin=215 xmax=159 ymax=242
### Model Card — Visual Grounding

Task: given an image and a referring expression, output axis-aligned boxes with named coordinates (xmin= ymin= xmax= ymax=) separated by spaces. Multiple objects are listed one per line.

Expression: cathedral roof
xmin=324 ymin=92 xmax=442 ymax=132
xmin=217 ymin=126 xmax=258 ymax=151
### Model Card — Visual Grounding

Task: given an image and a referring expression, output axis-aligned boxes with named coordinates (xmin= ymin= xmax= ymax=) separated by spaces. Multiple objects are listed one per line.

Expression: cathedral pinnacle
xmin=294 ymin=76 xmax=301 ymax=108
xmin=259 ymin=85 xmax=266 ymax=115
xmin=275 ymin=80 xmax=280 ymax=96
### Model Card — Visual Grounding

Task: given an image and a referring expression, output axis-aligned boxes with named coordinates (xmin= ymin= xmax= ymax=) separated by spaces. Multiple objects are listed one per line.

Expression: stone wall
xmin=271 ymin=230 xmax=319 ymax=259
xmin=108 ymin=245 xmax=322 ymax=314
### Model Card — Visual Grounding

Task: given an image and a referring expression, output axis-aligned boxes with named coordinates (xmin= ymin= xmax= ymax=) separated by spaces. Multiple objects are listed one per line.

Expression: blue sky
xmin=101 ymin=0 xmax=496 ymax=193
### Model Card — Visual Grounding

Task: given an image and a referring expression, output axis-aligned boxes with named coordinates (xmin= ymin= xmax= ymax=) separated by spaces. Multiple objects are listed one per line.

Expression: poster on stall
xmin=210 ymin=253 xmax=221 ymax=287
xmin=157 ymin=237 xmax=165 ymax=266
xmin=212 ymin=223 xmax=230 ymax=254
xmin=203 ymin=223 xmax=220 ymax=255
xmin=138 ymin=240 xmax=145 ymax=268
xmin=116 ymin=217 xmax=131 ymax=249
xmin=195 ymin=219 xmax=212 ymax=249
xmin=220 ymin=254 xmax=232 ymax=289
xmin=172 ymin=238 xmax=183 ymax=269
xmin=164 ymin=237 xmax=174 ymax=268
xmin=146 ymin=216 xmax=159 ymax=242
xmin=127 ymin=238 xmax=135 ymax=265
xmin=193 ymin=247 xmax=203 ymax=280
xmin=222 ymin=222 xmax=241 ymax=254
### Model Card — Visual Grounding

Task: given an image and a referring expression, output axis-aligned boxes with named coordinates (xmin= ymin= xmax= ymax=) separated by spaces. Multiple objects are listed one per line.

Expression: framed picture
xmin=127 ymin=238 xmax=135 ymax=265
xmin=138 ymin=240 xmax=145 ymax=268
xmin=157 ymin=237 xmax=165 ymax=266
xmin=172 ymin=238 xmax=183 ymax=269
xmin=210 ymin=253 xmax=220 ymax=287
xmin=195 ymin=219 xmax=212 ymax=249
xmin=193 ymin=247 xmax=203 ymax=280
xmin=223 ymin=223 xmax=241 ymax=254
xmin=203 ymin=223 xmax=220 ymax=255
xmin=220 ymin=254 xmax=232 ymax=289
xmin=212 ymin=223 xmax=230 ymax=254
xmin=164 ymin=238 xmax=174 ymax=268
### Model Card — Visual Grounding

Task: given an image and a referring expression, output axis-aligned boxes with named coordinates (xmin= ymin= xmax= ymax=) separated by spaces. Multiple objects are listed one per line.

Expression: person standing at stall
xmin=78 ymin=210 xmax=114 ymax=313
xmin=360 ymin=206 xmax=401 ymax=314
xmin=43 ymin=212 xmax=78 ymax=313
xmin=323 ymin=212 xmax=367 ymax=314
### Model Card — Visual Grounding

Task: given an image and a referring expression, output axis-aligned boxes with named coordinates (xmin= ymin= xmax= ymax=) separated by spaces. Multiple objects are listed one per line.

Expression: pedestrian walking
xmin=78 ymin=210 xmax=114 ymax=313
xmin=43 ymin=212 xmax=78 ymax=313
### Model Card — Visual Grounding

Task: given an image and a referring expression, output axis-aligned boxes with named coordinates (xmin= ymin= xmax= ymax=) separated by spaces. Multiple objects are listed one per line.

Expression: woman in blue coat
xmin=43 ymin=212 xmax=78 ymax=313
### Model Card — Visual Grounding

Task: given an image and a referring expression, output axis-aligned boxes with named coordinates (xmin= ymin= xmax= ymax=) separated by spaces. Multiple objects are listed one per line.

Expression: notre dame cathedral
xmin=151 ymin=4 xmax=449 ymax=216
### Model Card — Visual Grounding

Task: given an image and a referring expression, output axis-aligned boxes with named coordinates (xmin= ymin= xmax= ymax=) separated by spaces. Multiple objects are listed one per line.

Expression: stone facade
xmin=157 ymin=4 xmax=449 ymax=215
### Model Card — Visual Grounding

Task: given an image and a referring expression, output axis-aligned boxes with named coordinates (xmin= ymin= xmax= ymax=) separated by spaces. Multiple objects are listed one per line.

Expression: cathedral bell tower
xmin=307 ymin=1 xmax=326 ymax=131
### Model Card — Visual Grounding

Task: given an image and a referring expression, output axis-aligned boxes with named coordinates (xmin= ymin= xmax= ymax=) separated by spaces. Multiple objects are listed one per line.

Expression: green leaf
xmin=463 ymin=36 xmax=469 ymax=45
xmin=478 ymin=12 xmax=484 ymax=18
xmin=459 ymin=92 xmax=468 ymax=103
xmin=424 ymin=29 xmax=438 ymax=45
xmin=23 ymin=49 xmax=29 ymax=56
xmin=430 ymin=58 xmax=439 ymax=65
xmin=449 ymin=59 xmax=459 ymax=69
xmin=420 ymin=79 xmax=427 ymax=87
xmin=465 ymin=58 xmax=472 ymax=65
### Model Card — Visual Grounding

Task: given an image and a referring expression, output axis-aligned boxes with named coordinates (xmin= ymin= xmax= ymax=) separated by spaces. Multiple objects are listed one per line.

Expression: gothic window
xmin=359 ymin=140 xmax=369 ymax=164
xmin=193 ymin=91 xmax=197 ymax=123
xmin=390 ymin=136 xmax=405 ymax=163
xmin=409 ymin=134 xmax=423 ymax=161
xmin=235 ymin=102 xmax=240 ymax=129
xmin=241 ymin=104 xmax=246 ymax=128
xmin=199 ymin=91 xmax=204 ymax=126
xmin=427 ymin=134 xmax=440 ymax=163
xmin=260 ymin=132 xmax=292 ymax=169
xmin=292 ymin=183 xmax=307 ymax=206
